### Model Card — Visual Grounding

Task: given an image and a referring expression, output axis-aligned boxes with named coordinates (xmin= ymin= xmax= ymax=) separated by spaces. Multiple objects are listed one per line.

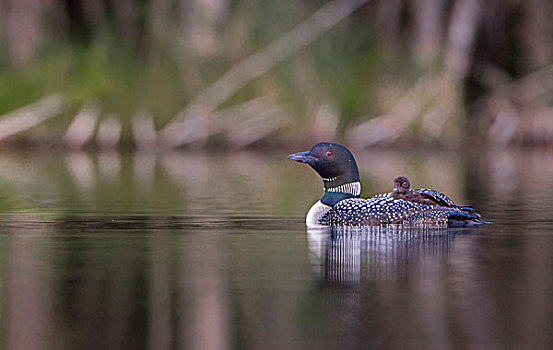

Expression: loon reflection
xmin=307 ymin=226 xmax=465 ymax=282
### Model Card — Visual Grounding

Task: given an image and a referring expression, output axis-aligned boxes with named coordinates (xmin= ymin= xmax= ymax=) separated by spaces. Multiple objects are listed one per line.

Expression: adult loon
xmin=288 ymin=142 xmax=486 ymax=227
xmin=392 ymin=176 xmax=477 ymax=213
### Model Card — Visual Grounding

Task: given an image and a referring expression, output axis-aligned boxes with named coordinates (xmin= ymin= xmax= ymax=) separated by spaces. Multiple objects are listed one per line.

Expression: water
xmin=0 ymin=148 xmax=552 ymax=349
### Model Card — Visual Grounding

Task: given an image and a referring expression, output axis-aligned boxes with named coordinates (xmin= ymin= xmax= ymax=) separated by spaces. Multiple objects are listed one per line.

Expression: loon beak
xmin=288 ymin=151 xmax=317 ymax=165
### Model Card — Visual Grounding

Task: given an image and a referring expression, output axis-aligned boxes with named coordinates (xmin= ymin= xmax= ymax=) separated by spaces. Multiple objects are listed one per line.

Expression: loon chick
xmin=392 ymin=176 xmax=477 ymax=213
xmin=288 ymin=142 xmax=486 ymax=227
xmin=392 ymin=176 xmax=412 ymax=196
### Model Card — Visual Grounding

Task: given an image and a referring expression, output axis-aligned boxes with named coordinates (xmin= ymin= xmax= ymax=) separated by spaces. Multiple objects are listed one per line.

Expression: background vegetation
xmin=1 ymin=0 xmax=553 ymax=149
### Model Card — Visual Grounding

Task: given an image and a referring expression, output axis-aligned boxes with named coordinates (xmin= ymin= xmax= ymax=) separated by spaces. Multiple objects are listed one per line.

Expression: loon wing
xmin=411 ymin=188 xmax=478 ymax=215
xmin=403 ymin=210 xmax=488 ymax=227
xmin=411 ymin=188 xmax=456 ymax=207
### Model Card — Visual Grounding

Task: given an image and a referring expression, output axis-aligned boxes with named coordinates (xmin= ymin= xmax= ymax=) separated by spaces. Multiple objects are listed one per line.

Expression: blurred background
xmin=2 ymin=0 xmax=553 ymax=149
xmin=3 ymin=2 xmax=553 ymax=350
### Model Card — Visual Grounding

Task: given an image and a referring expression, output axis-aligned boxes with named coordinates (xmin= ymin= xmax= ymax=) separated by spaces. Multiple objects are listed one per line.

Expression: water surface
xmin=0 ymin=148 xmax=552 ymax=349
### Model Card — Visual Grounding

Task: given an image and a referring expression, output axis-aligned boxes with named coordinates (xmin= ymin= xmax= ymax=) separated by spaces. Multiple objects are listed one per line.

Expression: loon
xmin=391 ymin=176 xmax=477 ymax=213
xmin=288 ymin=142 xmax=486 ymax=227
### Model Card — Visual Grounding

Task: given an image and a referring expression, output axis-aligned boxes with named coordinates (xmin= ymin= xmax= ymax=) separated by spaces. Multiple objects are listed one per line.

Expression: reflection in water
xmin=8 ymin=232 xmax=52 ymax=350
xmin=308 ymin=226 xmax=459 ymax=282
xmin=0 ymin=149 xmax=552 ymax=348
xmin=178 ymin=231 xmax=230 ymax=350
xmin=305 ymin=226 xmax=462 ymax=348
xmin=98 ymin=151 xmax=121 ymax=179
xmin=0 ymin=218 xmax=552 ymax=349
xmin=306 ymin=225 xmax=553 ymax=349
xmin=0 ymin=147 xmax=551 ymax=223
xmin=148 ymin=232 xmax=172 ymax=350
xmin=65 ymin=151 xmax=95 ymax=191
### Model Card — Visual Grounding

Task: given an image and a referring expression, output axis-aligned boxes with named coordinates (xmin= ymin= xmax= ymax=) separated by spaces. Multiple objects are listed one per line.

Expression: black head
xmin=393 ymin=176 xmax=410 ymax=194
xmin=288 ymin=142 xmax=360 ymax=185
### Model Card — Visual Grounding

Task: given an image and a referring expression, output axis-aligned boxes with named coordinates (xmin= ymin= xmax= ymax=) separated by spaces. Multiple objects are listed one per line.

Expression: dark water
xmin=0 ymin=149 xmax=552 ymax=349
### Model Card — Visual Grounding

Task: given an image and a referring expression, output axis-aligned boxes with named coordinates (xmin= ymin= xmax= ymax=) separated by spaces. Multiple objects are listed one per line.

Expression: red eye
xmin=326 ymin=151 xmax=332 ymax=157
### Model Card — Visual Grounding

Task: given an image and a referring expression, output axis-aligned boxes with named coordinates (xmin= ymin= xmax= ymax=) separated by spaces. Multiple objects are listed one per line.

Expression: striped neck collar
xmin=325 ymin=181 xmax=361 ymax=196
xmin=321 ymin=181 xmax=361 ymax=206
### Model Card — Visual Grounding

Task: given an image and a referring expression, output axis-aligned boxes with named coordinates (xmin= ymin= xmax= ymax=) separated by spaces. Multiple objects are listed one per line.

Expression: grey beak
xmin=288 ymin=151 xmax=317 ymax=165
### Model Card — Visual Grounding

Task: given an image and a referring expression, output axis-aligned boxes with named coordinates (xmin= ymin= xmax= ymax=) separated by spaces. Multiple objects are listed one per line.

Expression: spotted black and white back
xmin=319 ymin=194 xmax=480 ymax=227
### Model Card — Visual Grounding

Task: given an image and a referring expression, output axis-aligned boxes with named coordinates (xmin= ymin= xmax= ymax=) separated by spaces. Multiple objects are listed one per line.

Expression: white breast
xmin=306 ymin=200 xmax=332 ymax=227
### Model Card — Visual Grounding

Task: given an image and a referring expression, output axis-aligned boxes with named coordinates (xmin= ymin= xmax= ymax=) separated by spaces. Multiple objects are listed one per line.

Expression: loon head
xmin=288 ymin=142 xmax=360 ymax=205
xmin=393 ymin=176 xmax=410 ymax=194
